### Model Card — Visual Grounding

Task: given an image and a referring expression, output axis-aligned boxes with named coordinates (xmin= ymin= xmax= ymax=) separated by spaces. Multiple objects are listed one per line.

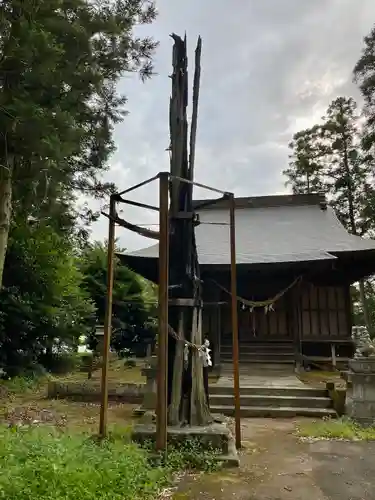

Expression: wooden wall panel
xmin=299 ymin=283 xmax=350 ymax=339
xmin=234 ymin=295 xmax=290 ymax=339
xmin=202 ymin=308 xmax=210 ymax=333
xmin=221 ymin=307 xmax=231 ymax=334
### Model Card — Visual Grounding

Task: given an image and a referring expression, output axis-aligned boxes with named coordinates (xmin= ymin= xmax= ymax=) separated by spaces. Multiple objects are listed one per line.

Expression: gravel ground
xmin=173 ymin=418 xmax=375 ymax=500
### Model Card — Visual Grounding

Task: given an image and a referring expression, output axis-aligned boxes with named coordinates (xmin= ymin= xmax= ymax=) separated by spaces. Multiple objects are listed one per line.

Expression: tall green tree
xmin=320 ymin=97 xmax=375 ymax=235
xmin=353 ymin=24 xmax=375 ymax=154
xmin=79 ymin=242 xmax=157 ymax=357
xmin=0 ymin=221 xmax=96 ymax=376
xmin=321 ymin=97 xmax=375 ymax=330
xmin=284 ymin=126 xmax=326 ymax=194
xmin=0 ymin=0 xmax=157 ymax=284
xmin=284 ymin=96 xmax=375 ymax=331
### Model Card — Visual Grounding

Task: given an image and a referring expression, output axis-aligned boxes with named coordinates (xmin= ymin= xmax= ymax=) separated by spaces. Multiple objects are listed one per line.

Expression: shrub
xmin=1 ymin=375 xmax=46 ymax=394
xmin=148 ymin=438 xmax=222 ymax=473
xmin=124 ymin=358 xmax=137 ymax=368
xmin=0 ymin=224 xmax=96 ymax=377
xmin=40 ymin=353 xmax=80 ymax=375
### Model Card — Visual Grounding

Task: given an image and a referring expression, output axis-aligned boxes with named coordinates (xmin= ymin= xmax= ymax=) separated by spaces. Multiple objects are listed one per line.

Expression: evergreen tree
xmin=322 ymin=98 xmax=375 ymax=330
xmin=354 ymin=24 xmax=375 ymax=154
xmin=79 ymin=242 xmax=157 ymax=357
xmin=0 ymin=0 xmax=157 ymax=284
xmin=0 ymin=221 xmax=96 ymax=376
xmin=320 ymin=97 xmax=375 ymax=234
xmin=284 ymin=97 xmax=375 ymax=331
xmin=284 ymin=126 xmax=326 ymax=194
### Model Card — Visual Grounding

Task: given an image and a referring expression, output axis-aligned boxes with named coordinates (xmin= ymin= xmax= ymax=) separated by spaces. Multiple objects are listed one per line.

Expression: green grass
xmin=1 ymin=374 xmax=48 ymax=394
xmin=0 ymin=426 xmax=170 ymax=500
xmin=297 ymin=370 xmax=345 ymax=388
xmin=0 ymin=370 xmax=223 ymax=499
xmin=297 ymin=417 xmax=375 ymax=441
xmin=60 ymin=358 xmax=146 ymax=384
xmin=0 ymin=423 xmax=223 ymax=500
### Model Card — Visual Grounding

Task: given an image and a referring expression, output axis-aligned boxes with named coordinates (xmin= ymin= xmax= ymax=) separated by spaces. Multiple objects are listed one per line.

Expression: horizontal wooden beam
xmin=168 ymin=298 xmax=202 ymax=307
xmin=168 ymin=298 xmax=226 ymax=307
xmin=302 ymin=355 xmax=350 ymax=362
xmin=116 ymin=174 xmax=159 ymax=196
xmin=301 ymin=338 xmax=353 ymax=343
xmin=115 ymin=197 xmax=159 ymax=212
xmin=170 ymin=174 xmax=231 ymax=195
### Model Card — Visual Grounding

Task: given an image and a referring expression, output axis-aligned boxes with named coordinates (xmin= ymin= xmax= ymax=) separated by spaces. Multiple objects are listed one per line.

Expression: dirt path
xmin=173 ymin=419 xmax=375 ymax=500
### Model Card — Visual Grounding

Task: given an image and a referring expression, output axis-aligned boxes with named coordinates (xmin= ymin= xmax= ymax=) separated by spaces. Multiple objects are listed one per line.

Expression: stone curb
xmin=47 ymin=381 xmax=145 ymax=403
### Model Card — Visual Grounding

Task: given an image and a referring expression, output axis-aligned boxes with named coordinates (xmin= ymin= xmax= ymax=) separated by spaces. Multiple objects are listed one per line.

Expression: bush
xmin=144 ymin=438 xmax=222 ymax=473
xmin=0 ymin=426 xmax=172 ymax=500
xmin=79 ymin=242 xmax=157 ymax=358
xmin=39 ymin=353 xmax=80 ymax=375
xmin=124 ymin=358 xmax=137 ymax=368
xmin=79 ymin=353 xmax=95 ymax=370
xmin=1 ymin=375 xmax=46 ymax=394
xmin=0 ymin=224 xmax=96 ymax=377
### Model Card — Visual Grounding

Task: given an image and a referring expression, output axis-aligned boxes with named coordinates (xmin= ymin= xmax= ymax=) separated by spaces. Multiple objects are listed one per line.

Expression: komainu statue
xmin=352 ymin=326 xmax=375 ymax=358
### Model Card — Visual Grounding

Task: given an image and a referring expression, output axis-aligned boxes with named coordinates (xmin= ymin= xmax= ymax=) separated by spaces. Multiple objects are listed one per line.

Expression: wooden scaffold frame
xmin=99 ymin=172 xmax=242 ymax=450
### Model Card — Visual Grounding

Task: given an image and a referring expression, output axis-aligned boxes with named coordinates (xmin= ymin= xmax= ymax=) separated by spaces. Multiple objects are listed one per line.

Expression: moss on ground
xmin=297 ymin=417 xmax=375 ymax=441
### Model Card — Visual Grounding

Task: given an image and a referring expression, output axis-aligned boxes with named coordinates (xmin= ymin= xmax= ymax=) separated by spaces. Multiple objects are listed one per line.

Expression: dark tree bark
xmin=167 ymin=34 xmax=212 ymax=426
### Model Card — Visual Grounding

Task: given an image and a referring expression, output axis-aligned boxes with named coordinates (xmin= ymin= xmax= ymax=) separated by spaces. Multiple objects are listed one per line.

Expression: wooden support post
xmin=331 ymin=343 xmax=337 ymax=368
xmin=334 ymin=286 xmax=340 ymax=337
xmin=156 ymin=172 xmax=169 ymax=452
xmin=217 ymin=302 xmax=222 ymax=371
xmin=292 ymin=283 xmax=302 ymax=372
xmin=229 ymin=194 xmax=241 ymax=450
xmin=99 ymin=195 xmax=116 ymax=438
xmin=344 ymin=284 xmax=353 ymax=338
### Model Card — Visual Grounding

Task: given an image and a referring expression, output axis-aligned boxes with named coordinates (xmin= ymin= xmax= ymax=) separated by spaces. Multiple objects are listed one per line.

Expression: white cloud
xmin=89 ymin=0 xmax=375 ymax=250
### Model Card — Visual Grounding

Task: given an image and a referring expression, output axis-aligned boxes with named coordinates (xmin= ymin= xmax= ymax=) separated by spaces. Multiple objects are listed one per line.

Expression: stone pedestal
xmin=133 ymin=355 xmax=157 ymax=417
xmin=132 ymin=423 xmax=239 ymax=467
xmin=94 ymin=325 xmax=105 ymax=356
xmin=346 ymin=358 xmax=375 ymax=426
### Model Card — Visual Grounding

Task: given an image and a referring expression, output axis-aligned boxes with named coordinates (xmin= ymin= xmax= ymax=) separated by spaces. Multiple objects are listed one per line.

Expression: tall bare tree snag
xmin=102 ymin=34 xmax=241 ymax=453
xmin=167 ymin=34 xmax=212 ymax=426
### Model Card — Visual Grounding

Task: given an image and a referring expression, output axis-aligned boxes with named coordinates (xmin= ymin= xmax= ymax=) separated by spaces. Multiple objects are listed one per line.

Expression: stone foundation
xmin=132 ymin=358 xmax=158 ymax=416
xmin=346 ymin=358 xmax=375 ymax=426
xmin=132 ymin=422 xmax=239 ymax=467
xmin=48 ymin=381 xmax=144 ymax=403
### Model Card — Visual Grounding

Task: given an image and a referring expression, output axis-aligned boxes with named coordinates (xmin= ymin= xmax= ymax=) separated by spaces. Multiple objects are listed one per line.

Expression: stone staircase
xmin=209 ymin=384 xmax=337 ymax=418
xmin=220 ymin=340 xmax=295 ymax=365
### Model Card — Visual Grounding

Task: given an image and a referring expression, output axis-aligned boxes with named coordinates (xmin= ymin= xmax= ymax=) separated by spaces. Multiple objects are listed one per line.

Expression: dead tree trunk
xmin=167 ymin=34 xmax=212 ymax=427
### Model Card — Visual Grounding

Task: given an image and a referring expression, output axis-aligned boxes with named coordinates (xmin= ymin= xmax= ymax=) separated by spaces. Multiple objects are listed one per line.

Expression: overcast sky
xmin=88 ymin=0 xmax=375 ymax=251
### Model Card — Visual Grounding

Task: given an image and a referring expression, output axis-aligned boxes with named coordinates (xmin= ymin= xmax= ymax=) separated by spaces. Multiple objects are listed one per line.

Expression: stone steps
xmin=221 ymin=342 xmax=293 ymax=351
xmin=221 ymin=349 xmax=294 ymax=356
xmin=221 ymin=362 xmax=296 ymax=371
xmin=221 ymin=342 xmax=295 ymax=364
xmin=209 ymin=384 xmax=336 ymax=419
xmin=221 ymin=353 xmax=295 ymax=363
xmin=210 ymin=394 xmax=332 ymax=409
xmin=210 ymin=405 xmax=337 ymax=418
xmin=209 ymin=385 xmax=326 ymax=398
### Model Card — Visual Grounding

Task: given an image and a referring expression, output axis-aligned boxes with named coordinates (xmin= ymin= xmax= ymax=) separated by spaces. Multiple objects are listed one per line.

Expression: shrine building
xmin=117 ymin=193 xmax=375 ymax=371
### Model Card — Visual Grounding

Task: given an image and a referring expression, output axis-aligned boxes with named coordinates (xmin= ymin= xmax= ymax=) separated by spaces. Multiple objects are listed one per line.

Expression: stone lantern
xmin=94 ymin=325 xmax=105 ymax=356
xmin=346 ymin=326 xmax=375 ymax=426
xmin=133 ymin=341 xmax=158 ymax=420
